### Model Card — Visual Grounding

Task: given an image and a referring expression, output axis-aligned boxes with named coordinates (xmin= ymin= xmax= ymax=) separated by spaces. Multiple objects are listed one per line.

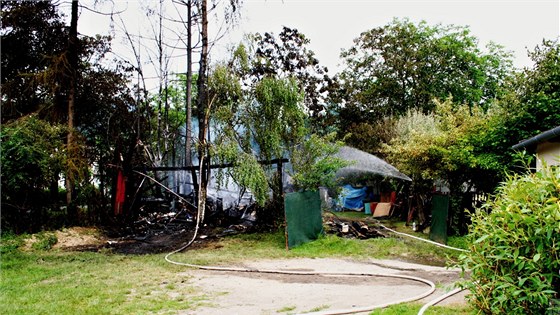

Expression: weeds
xmin=31 ymin=232 xmax=58 ymax=250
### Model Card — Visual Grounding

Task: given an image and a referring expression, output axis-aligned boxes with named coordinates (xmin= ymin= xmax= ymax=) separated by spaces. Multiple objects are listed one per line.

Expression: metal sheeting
xmin=335 ymin=146 xmax=412 ymax=182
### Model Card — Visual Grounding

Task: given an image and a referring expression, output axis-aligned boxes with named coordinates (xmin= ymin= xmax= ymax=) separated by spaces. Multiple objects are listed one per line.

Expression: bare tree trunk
xmin=156 ymin=0 xmax=164 ymax=160
xmin=66 ymin=0 xmax=79 ymax=222
xmin=185 ymin=0 xmax=193 ymax=168
xmin=186 ymin=0 xmax=198 ymax=200
xmin=196 ymin=0 xmax=209 ymax=220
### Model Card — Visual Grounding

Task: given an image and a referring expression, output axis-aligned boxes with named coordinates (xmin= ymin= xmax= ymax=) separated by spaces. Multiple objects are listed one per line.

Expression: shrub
xmin=31 ymin=232 xmax=58 ymax=251
xmin=458 ymin=164 xmax=560 ymax=314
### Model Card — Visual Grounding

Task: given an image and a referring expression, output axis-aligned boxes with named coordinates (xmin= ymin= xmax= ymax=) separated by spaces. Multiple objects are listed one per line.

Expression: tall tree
xmin=211 ymin=65 xmax=307 ymax=225
xmin=339 ymin=18 xmax=512 ymax=116
xmin=338 ymin=18 xmax=513 ymax=153
xmin=66 ymin=0 xmax=79 ymax=214
xmin=473 ymin=39 xmax=560 ymax=174
xmin=187 ymin=0 xmax=242 ymax=222
xmin=210 ymin=58 xmax=345 ymax=226
xmin=1 ymin=1 xmax=139 ymax=230
xmin=1 ymin=1 xmax=67 ymax=122
xmin=185 ymin=0 xmax=194 ymax=168
xmin=195 ymin=0 xmax=210 ymax=221
xmin=239 ymin=27 xmax=336 ymax=133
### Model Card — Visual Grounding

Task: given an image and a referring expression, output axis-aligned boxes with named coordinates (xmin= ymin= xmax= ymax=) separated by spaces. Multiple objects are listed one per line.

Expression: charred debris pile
xmin=323 ymin=212 xmax=387 ymax=239
xmin=105 ymin=195 xmax=386 ymax=254
xmin=123 ymin=193 xmax=387 ymax=243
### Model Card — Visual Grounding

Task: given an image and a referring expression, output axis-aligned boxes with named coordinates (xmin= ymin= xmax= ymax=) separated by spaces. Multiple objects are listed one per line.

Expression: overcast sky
xmin=226 ymin=0 xmax=559 ymax=71
xmin=78 ymin=0 xmax=560 ymax=89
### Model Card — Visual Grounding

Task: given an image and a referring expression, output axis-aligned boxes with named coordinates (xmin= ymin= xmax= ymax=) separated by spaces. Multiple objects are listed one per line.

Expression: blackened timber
xmin=134 ymin=158 xmax=289 ymax=172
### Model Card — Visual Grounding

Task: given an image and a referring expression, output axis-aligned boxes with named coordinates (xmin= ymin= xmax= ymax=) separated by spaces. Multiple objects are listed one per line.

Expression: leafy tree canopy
xmin=339 ymin=18 xmax=513 ymax=122
xmin=471 ymin=39 xmax=560 ymax=175
xmin=1 ymin=1 xmax=139 ymax=231
xmin=211 ymin=49 xmax=344 ymax=207
xmin=382 ymin=98 xmax=491 ymax=192
xmin=211 ymin=73 xmax=305 ymax=205
xmin=237 ymin=27 xmax=338 ymax=131
xmin=1 ymin=1 xmax=67 ymax=121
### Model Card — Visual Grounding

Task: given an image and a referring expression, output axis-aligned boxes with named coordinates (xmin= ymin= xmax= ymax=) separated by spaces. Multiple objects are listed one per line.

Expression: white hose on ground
xmin=165 ymin=249 xmax=436 ymax=315
xmin=417 ymin=287 xmax=465 ymax=315
xmin=163 ymin=217 xmax=472 ymax=315
xmin=370 ymin=220 xmax=469 ymax=314
xmin=376 ymin=222 xmax=469 ymax=253
xmin=163 ymin=206 xmax=437 ymax=315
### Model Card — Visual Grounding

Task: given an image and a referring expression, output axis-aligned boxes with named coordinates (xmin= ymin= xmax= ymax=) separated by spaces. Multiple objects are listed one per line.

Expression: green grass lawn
xmin=1 ymin=246 xmax=206 ymax=314
xmin=1 ymin=225 xmax=471 ymax=315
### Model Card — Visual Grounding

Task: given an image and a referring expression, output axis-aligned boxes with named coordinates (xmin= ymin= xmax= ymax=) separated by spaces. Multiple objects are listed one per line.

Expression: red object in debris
xmin=114 ymin=170 xmax=126 ymax=215
xmin=370 ymin=202 xmax=379 ymax=214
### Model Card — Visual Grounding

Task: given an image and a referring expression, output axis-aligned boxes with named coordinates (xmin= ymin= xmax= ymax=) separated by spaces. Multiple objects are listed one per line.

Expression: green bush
xmin=31 ymin=232 xmax=58 ymax=251
xmin=0 ymin=232 xmax=25 ymax=254
xmin=458 ymin=164 xmax=559 ymax=314
xmin=0 ymin=116 xmax=67 ymax=233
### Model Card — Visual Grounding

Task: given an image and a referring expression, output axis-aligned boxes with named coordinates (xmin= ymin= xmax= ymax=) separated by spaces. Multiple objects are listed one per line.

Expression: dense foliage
xmin=0 ymin=1 xmax=67 ymax=121
xmin=212 ymin=69 xmax=343 ymax=207
xmin=340 ymin=18 xmax=512 ymax=116
xmin=1 ymin=1 xmax=139 ymax=232
xmin=212 ymin=72 xmax=306 ymax=206
xmin=1 ymin=116 xmax=69 ymax=232
xmin=464 ymin=40 xmax=560 ymax=179
xmin=212 ymin=38 xmax=343 ymax=204
xmin=239 ymin=27 xmax=338 ymax=133
xmin=337 ymin=18 xmax=513 ymax=153
xmin=382 ymin=100 xmax=496 ymax=233
xmin=459 ymin=164 xmax=560 ymax=314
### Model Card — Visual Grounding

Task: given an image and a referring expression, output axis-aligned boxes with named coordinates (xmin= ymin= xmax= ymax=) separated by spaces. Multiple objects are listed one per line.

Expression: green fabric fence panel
xmin=284 ymin=190 xmax=323 ymax=249
xmin=430 ymin=194 xmax=449 ymax=244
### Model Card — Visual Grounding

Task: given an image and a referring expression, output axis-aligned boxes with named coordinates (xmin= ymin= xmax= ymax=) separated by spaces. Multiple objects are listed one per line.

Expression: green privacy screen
xmin=284 ymin=190 xmax=323 ymax=249
xmin=429 ymin=194 xmax=449 ymax=244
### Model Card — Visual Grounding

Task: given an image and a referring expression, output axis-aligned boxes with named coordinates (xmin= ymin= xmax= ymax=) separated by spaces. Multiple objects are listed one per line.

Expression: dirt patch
xmin=203 ymin=269 xmax=408 ymax=286
xmin=52 ymin=227 xmax=107 ymax=251
xmin=179 ymin=258 xmax=466 ymax=315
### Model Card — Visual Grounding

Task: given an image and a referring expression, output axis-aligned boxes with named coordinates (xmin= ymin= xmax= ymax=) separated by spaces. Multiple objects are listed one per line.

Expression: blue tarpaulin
xmin=337 ymin=184 xmax=367 ymax=210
